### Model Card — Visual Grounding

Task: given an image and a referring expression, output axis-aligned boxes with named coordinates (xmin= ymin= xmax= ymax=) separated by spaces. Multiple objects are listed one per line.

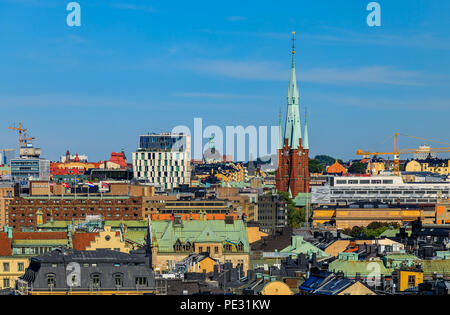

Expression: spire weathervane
xmin=292 ymin=31 xmax=296 ymax=55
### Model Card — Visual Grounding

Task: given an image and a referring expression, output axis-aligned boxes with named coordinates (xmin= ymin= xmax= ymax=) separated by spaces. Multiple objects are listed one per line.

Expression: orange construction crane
xmin=8 ymin=123 xmax=35 ymax=148
xmin=356 ymin=133 xmax=450 ymax=176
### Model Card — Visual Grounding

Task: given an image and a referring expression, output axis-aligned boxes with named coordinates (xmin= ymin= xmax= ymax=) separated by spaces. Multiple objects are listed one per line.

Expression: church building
xmin=276 ymin=33 xmax=310 ymax=200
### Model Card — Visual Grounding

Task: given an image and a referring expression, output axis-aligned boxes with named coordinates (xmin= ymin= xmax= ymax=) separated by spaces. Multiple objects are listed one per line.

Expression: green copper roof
xmin=105 ymin=220 xmax=148 ymax=229
xmin=383 ymin=253 xmax=421 ymax=268
xmin=151 ymin=220 xmax=249 ymax=253
xmin=38 ymin=221 xmax=72 ymax=229
xmin=303 ymin=108 xmax=309 ymax=150
xmin=329 ymin=260 xmax=393 ymax=277
xmin=125 ymin=231 xmax=147 ymax=245
xmin=284 ymin=34 xmax=302 ymax=150
xmin=13 ymin=239 xmax=68 ymax=246
xmin=293 ymin=193 xmax=311 ymax=207
xmin=281 ymin=235 xmax=329 ymax=259
xmin=422 ymin=260 xmax=450 ymax=278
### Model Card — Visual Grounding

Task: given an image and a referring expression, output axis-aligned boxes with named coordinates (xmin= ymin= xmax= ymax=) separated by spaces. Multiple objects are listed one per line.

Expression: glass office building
xmin=10 ymin=158 xmax=50 ymax=181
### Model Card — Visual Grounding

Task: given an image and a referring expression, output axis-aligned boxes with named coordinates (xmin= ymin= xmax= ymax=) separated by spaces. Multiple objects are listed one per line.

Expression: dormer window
xmin=223 ymin=244 xmax=232 ymax=252
xmin=174 ymin=240 xmax=183 ymax=252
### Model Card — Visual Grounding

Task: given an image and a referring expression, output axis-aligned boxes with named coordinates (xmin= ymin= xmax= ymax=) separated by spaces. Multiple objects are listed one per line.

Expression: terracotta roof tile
xmin=0 ymin=232 xmax=12 ymax=256
xmin=72 ymin=232 xmax=98 ymax=251
xmin=13 ymin=232 xmax=67 ymax=240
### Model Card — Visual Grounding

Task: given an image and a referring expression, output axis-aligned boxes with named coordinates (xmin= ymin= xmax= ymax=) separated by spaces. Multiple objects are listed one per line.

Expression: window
xmin=18 ymin=262 xmax=24 ymax=272
xmin=91 ymin=274 xmax=101 ymax=288
xmin=174 ymin=241 xmax=183 ymax=252
xmin=223 ymin=244 xmax=232 ymax=252
xmin=114 ymin=274 xmax=123 ymax=288
xmin=47 ymin=274 xmax=55 ymax=287
xmin=135 ymin=277 xmax=148 ymax=287
xmin=408 ymin=275 xmax=416 ymax=289
xmin=214 ymin=246 xmax=219 ymax=254
xmin=237 ymin=242 xmax=244 ymax=252
xmin=3 ymin=278 xmax=10 ymax=288
xmin=3 ymin=263 xmax=10 ymax=272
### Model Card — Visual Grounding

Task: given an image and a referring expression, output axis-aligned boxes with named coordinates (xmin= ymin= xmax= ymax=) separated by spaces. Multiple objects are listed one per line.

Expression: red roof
xmin=108 ymin=152 xmax=128 ymax=169
xmin=13 ymin=232 xmax=67 ymax=240
xmin=72 ymin=232 xmax=98 ymax=251
xmin=0 ymin=232 xmax=12 ymax=256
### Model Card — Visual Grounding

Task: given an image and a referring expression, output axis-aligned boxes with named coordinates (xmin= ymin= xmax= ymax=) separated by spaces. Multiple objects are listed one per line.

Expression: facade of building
xmin=0 ymin=256 xmax=29 ymax=290
xmin=73 ymin=226 xmax=131 ymax=253
xmin=7 ymin=196 xmax=143 ymax=231
xmin=436 ymin=199 xmax=450 ymax=225
xmin=0 ymin=184 xmax=14 ymax=229
xmin=311 ymin=175 xmax=450 ymax=205
xmin=17 ymin=248 xmax=156 ymax=295
xmin=132 ymin=133 xmax=191 ymax=190
xmin=0 ymin=165 xmax=11 ymax=177
xmin=257 ymin=194 xmax=287 ymax=235
xmin=11 ymin=158 xmax=50 ymax=182
xmin=150 ymin=218 xmax=250 ymax=273
xmin=160 ymin=199 xmax=232 ymax=215
xmin=313 ymin=203 xmax=423 ymax=229
xmin=405 ymin=158 xmax=450 ymax=176
xmin=276 ymin=35 xmax=310 ymax=199
xmin=414 ymin=146 xmax=437 ymax=160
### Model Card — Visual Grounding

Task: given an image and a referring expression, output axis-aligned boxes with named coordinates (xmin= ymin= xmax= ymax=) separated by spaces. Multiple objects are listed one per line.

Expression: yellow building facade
xmin=0 ymin=257 xmax=29 ymax=289
xmin=398 ymin=270 xmax=424 ymax=292
xmin=84 ymin=226 xmax=131 ymax=253
xmin=152 ymin=242 xmax=250 ymax=274
xmin=187 ymin=256 xmax=219 ymax=274
xmin=405 ymin=159 xmax=450 ymax=175
xmin=366 ymin=161 xmax=385 ymax=175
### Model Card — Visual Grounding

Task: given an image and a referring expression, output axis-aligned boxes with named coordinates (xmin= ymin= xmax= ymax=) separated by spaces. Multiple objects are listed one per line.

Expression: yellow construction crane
xmin=356 ymin=133 xmax=450 ymax=176
xmin=8 ymin=123 xmax=35 ymax=148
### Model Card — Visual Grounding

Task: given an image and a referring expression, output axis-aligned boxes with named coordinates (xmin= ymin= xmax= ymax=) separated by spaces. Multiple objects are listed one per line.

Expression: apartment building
xmin=132 ymin=133 xmax=191 ymax=190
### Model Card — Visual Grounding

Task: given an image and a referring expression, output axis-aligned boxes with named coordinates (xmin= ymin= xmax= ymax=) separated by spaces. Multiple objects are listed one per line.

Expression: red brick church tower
xmin=276 ymin=33 xmax=310 ymax=198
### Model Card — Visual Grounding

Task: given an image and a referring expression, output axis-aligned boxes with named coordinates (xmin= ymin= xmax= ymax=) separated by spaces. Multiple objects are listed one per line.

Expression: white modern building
xmin=132 ymin=133 xmax=191 ymax=190
xmin=311 ymin=175 xmax=450 ymax=205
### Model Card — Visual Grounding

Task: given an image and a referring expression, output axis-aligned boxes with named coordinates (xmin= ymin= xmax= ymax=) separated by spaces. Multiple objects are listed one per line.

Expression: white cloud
xmin=310 ymin=93 xmax=450 ymax=112
xmin=183 ymin=59 xmax=432 ymax=86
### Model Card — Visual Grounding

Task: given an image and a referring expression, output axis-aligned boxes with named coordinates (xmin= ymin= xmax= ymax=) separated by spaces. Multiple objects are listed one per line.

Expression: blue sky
xmin=0 ymin=0 xmax=449 ymax=162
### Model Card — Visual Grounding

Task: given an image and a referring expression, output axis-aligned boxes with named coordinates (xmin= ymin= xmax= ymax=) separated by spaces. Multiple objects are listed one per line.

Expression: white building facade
xmin=312 ymin=175 xmax=450 ymax=205
xmin=132 ymin=133 xmax=191 ymax=190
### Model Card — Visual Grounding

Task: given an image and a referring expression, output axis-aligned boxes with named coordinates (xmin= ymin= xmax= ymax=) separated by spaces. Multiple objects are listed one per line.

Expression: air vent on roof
xmin=225 ymin=216 xmax=234 ymax=224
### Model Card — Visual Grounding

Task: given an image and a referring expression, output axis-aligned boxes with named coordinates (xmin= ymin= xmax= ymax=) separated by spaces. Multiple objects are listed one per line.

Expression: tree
xmin=343 ymin=222 xmax=400 ymax=238
xmin=348 ymin=162 xmax=366 ymax=174
xmin=314 ymin=155 xmax=336 ymax=167
xmin=309 ymin=159 xmax=326 ymax=173
xmin=278 ymin=191 xmax=305 ymax=228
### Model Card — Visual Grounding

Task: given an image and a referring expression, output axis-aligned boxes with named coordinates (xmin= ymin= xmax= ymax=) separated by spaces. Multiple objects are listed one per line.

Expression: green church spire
xmin=284 ymin=31 xmax=302 ymax=150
